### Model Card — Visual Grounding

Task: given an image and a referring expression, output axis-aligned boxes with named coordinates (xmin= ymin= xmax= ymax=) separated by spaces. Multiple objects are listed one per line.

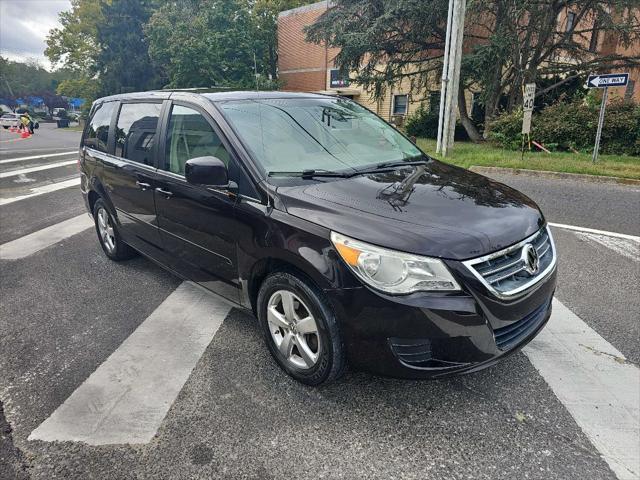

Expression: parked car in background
xmin=80 ymin=90 xmax=557 ymax=385
xmin=0 ymin=112 xmax=20 ymax=129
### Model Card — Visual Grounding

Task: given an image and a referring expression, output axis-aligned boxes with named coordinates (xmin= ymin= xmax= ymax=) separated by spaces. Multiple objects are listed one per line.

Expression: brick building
xmin=277 ymin=1 xmax=425 ymax=125
xmin=277 ymin=1 xmax=639 ymax=122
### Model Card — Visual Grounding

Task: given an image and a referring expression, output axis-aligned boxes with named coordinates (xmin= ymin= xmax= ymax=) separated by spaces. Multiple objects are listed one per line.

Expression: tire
xmin=93 ymin=198 xmax=137 ymax=261
xmin=257 ymin=271 xmax=345 ymax=385
xmin=2 ymin=126 xmax=8 ymax=129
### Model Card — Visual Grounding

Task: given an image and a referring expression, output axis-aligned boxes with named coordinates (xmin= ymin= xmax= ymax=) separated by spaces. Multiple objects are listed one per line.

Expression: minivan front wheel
xmin=257 ymin=272 xmax=345 ymax=385
xmin=93 ymin=199 xmax=136 ymax=261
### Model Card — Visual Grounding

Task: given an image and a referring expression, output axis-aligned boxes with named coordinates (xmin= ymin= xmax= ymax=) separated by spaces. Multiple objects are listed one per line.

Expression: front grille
xmin=463 ymin=227 xmax=555 ymax=297
xmin=493 ymin=301 xmax=551 ymax=350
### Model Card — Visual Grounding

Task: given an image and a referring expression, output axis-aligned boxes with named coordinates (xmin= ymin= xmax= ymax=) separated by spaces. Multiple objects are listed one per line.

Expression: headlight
xmin=331 ymin=232 xmax=461 ymax=294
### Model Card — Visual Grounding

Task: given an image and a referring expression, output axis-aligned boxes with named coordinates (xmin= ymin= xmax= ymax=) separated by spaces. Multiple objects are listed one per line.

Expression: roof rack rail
xmin=157 ymin=86 xmax=235 ymax=93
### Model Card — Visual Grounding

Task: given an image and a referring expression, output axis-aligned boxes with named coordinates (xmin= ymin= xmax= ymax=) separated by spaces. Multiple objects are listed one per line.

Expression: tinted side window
xmin=164 ymin=105 xmax=230 ymax=176
xmin=114 ymin=102 xmax=161 ymax=165
xmin=84 ymin=102 xmax=116 ymax=153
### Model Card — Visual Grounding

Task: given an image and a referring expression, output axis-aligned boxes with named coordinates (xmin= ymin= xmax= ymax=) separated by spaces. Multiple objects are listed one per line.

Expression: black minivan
xmin=80 ymin=90 xmax=557 ymax=385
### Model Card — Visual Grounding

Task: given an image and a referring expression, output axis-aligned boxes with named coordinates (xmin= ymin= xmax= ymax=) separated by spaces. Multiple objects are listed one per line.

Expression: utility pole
xmin=436 ymin=0 xmax=454 ymax=155
xmin=0 ymin=75 xmax=14 ymax=97
xmin=436 ymin=0 xmax=466 ymax=157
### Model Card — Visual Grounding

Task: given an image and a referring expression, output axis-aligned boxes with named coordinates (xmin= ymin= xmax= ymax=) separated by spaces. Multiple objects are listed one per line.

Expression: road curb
xmin=469 ymin=166 xmax=640 ymax=186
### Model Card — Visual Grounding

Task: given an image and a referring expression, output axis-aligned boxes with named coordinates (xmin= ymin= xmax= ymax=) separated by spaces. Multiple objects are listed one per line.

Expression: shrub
xmin=405 ymin=104 xmax=439 ymax=138
xmin=405 ymin=104 xmax=469 ymax=141
xmin=489 ymin=98 xmax=640 ymax=156
xmin=487 ymin=109 xmax=524 ymax=150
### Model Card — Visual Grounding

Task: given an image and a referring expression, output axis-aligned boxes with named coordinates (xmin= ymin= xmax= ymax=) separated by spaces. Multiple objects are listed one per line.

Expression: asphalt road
xmin=0 ymin=134 xmax=638 ymax=480
xmin=0 ymin=122 xmax=81 ymax=157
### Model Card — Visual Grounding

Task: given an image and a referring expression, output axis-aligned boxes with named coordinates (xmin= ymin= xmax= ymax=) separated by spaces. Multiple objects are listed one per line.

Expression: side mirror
xmin=185 ymin=156 xmax=229 ymax=188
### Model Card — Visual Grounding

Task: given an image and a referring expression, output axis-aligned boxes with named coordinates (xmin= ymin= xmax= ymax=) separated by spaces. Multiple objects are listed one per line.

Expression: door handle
xmin=155 ymin=187 xmax=173 ymax=198
xmin=136 ymin=180 xmax=151 ymax=190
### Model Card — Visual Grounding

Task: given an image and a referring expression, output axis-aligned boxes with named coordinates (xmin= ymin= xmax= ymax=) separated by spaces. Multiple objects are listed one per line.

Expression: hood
xmin=275 ymin=161 xmax=545 ymax=260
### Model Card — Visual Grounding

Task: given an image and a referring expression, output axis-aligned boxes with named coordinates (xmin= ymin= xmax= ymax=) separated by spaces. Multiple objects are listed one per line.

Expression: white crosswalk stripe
xmin=0 ymin=160 xmax=77 ymax=178
xmin=28 ymin=281 xmax=232 ymax=445
xmin=0 ymin=177 xmax=80 ymax=205
xmin=0 ymin=150 xmax=77 ymax=164
xmin=524 ymin=299 xmax=639 ymax=480
xmin=0 ymin=214 xmax=93 ymax=260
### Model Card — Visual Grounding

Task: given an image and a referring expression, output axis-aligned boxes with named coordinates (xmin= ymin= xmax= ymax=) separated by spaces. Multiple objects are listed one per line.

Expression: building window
xmin=566 ymin=11 xmax=576 ymax=33
xmin=625 ymin=80 xmax=635 ymax=102
xmin=429 ymin=91 xmax=441 ymax=113
xmin=393 ymin=94 xmax=409 ymax=115
xmin=329 ymin=69 xmax=349 ymax=88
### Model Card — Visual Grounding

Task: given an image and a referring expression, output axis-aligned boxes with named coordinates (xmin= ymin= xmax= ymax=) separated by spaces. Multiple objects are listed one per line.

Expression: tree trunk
xmin=458 ymin=87 xmax=483 ymax=143
xmin=269 ymin=45 xmax=277 ymax=80
xmin=483 ymin=88 xmax=500 ymax=139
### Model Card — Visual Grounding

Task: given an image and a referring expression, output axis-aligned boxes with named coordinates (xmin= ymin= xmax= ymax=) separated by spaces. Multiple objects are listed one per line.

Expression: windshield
xmin=218 ymin=97 xmax=422 ymax=175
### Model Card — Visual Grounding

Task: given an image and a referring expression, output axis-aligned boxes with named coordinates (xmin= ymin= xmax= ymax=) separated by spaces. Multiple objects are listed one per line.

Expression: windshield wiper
xmin=349 ymin=158 xmax=429 ymax=176
xmin=268 ymin=169 xmax=351 ymax=179
xmin=268 ymin=159 xmax=428 ymax=179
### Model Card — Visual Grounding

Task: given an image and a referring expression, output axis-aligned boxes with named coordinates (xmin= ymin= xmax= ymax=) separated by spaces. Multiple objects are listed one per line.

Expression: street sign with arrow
xmin=586 ymin=72 xmax=630 ymax=163
xmin=587 ymin=73 xmax=629 ymax=89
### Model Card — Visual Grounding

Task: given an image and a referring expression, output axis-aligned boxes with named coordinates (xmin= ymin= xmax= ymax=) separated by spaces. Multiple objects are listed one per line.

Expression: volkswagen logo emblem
xmin=521 ymin=244 xmax=540 ymax=275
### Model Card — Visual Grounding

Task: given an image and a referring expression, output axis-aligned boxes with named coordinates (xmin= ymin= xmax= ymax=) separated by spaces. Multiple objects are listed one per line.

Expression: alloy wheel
xmin=267 ymin=290 xmax=321 ymax=370
xmin=97 ymin=207 xmax=116 ymax=254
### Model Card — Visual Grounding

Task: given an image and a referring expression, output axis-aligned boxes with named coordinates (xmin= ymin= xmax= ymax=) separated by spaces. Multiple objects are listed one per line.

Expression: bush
xmin=487 ymin=109 xmax=524 ymax=150
xmin=489 ymin=98 xmax=640 ymax=156
xmin=405 ymin=104 xmax=469 ymax=140
xmin=405 ymin=104 xmax=439 ymax=138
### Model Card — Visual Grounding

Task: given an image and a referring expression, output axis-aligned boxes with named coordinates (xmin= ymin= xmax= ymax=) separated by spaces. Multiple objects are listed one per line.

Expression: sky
xmin=0 ymin=0 xmax=72 ymax=70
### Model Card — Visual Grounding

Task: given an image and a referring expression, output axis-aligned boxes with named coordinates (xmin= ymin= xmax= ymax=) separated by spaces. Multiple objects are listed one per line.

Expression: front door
xmin=101 ymin=101 xmax=164 ymax=255
xmin=154 ymin=103 xmax=240 ymax=302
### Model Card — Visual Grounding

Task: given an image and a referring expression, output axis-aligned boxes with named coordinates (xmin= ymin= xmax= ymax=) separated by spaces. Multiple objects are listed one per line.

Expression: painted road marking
xmin=28 ymin=281 xmax=231 ymax=445
xmin=0 ymin=160 xmax=76 ymax=178
xmin=575 ymin=232 xmax=640 ymax=262
xmin=0 ymin=177 xmax=80 ymax=206
xmin=0 ymin=136 xmax=27 ymax=144
xmin=524 ymin=299 xmax=639 ymax=480
xmin=0 ymin=150 xmax=76 ymax=164
xmin=549 ymin=222 xmax=640 ymax=242
xmin=0 ymin=214 xmax=93 ymax=260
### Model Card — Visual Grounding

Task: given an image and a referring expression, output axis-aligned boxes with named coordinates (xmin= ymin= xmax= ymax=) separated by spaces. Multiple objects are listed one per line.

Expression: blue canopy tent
xmin=27 ymin=96 xmax=45 ymax=107
xmin=68 ymin=98 xmax=85 ymax=109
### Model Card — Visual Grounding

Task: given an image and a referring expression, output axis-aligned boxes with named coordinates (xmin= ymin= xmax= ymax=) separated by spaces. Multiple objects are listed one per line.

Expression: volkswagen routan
xmin=80 ymin=91 xmax=557 ymax=385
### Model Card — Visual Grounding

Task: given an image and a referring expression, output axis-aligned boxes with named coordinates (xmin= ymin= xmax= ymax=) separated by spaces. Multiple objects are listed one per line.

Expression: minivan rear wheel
xmin=257 ymin=271 xmax=345 ymax=385
xmin=93 ymin=199 xmax=137 ymax=261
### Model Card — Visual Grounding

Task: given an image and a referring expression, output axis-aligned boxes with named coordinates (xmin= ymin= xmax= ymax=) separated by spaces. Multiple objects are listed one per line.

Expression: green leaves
xmin=42 ymin=0 xmax=310 ymax=96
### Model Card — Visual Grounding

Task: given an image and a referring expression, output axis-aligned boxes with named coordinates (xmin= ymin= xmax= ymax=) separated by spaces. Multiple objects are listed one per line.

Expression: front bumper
xmin=327 ymin=262 xmax=557 ymax=379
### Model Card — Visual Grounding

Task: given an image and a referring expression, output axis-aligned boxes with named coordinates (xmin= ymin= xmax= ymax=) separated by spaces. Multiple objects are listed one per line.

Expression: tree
xmin=45 ymin=0 xmax=107 ymax=73
xmin=56 ymin=77 xmax=100 ymax=103
xmin=95 ymin=0 xmax=163 ymax=95
xmin=306 ymin=0 xmax=640 ymax=140
xmin=0 ymin=57 xmax=72 ymax=98
xmin=465 ymin=1 xmax=640 ymax=136
xmin=250 ymin=0 xmax=315 ymax=81
xmin=45 ymin=0 xmax=108 ymax=106
xmin=146 ymin=0 xmax=258 ymax=89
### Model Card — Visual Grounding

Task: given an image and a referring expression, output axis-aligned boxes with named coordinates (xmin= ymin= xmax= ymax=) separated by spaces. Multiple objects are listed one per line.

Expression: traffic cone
xmin=21 ymin=131 xmax=30 ymax=138
xmin=9 ymin=127 xmax=16 ymax=133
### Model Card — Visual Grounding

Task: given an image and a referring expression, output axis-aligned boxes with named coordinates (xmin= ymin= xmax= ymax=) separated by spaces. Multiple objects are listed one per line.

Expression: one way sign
xmin=587 ymin=73 xmax=629 ymax=88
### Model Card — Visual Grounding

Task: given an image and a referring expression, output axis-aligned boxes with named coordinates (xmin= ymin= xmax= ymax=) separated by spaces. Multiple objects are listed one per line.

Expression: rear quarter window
xmin=83 ymin=102 xmax=116 ymax=153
